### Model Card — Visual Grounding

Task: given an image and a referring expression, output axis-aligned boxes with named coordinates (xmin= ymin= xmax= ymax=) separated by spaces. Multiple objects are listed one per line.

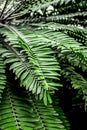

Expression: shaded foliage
xmin=0 ymin=0 xmax=87 ymax=130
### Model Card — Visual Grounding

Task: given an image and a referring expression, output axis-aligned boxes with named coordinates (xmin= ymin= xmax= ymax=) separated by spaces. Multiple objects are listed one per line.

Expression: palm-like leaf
xmin=0 ymin=25 xmax=61 ymax=105
xmin=0 ymin=84 xmax=69 ymax=130
xmin=0 ymin=0 xmax=87 ymax=130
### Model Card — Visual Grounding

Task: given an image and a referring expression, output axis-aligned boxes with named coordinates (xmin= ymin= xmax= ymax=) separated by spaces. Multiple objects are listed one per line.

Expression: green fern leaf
xmin=0 ymin=84 xmax=69 ymax=130
xmin=0 ymin=26 xmax=61 ymax=104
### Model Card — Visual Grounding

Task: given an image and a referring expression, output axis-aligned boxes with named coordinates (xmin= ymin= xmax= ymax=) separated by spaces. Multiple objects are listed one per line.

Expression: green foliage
xmin=0 ymin=26 xmax=61 ymax=105
xmin=0 ymin=57 xmax=6 ymax=102
xmin=0 ymin=84 xmax=69 ymax=130
xmin=0 ymin=0 xmax=87 ymax=129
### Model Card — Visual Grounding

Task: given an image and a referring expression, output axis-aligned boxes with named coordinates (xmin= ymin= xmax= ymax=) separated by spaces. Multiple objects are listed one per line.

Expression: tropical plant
xmin=0 ymin=0 xmax=87 ymax=129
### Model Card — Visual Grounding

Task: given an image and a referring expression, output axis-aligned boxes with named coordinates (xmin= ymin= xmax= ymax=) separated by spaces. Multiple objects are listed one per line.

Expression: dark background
xmin=57 ymin=87 xmax=87 ymax=130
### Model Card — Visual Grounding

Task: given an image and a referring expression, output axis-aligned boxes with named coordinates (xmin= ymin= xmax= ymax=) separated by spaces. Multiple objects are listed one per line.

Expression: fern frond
xmin=6 ymin=0 xmax=87 ymax=27
xmin=6 ymin=0 xmax=55 ymax=20
xmin=19 ymin=0 xmax=86 ymax=25
xmin=4 ymin=0 xmax=27 ymax=20
xmin=0 ymin=0 xmax=9 ymax=17
xmin=29 ymin=22 xmax=87 ymax=44
xmin=61 ymin=66 xmax=87 ymax=110
xmin=0 ymin=0 xmax=87 ymax=128
xmin=0 ymin=85 xmax=36 ymax=130
xmin=70 ymin=71 xmax=87 ymax=111
xmin=28 ymin=93 xmax=69 ymax=130
xmin=0 ymin=84 xmax=70 ymax=130
xmin=0 ymin=0 xmax=27 ymax=21
xmin=29 ymin=24 xmax=87 ymax=109
xmin=0 ymin=25 xmax=61 ymax=105
xmin=29 ymin=11 xmax=87 ymax=24
xmin=31 ymin=27 xmax=87 ymax=64
xmin=56 ymin=0 xmax=87 ymax=15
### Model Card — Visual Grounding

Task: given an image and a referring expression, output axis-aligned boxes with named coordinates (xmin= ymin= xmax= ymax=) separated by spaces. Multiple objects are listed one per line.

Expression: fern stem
xmin=6 ymin=86 xmax=21 ymax=130
xmin=28 ymin=93 xmax=48 ymax=130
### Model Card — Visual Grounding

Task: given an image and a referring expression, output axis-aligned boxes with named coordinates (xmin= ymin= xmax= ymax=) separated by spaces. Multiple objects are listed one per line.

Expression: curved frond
xmin=15 ymin=0 xmax=87 ymax=27
xmin=30 ymin=26 xmax=87 ymax=66
xmin=0 ymin=0 xmax=27 ymax=21
xmin=0 ymin=25 xmax=61 ymax=105
xmin=0 ymin=0 xmax=87 ymax=129
xmin=61 ymin=66 xmax=87 ymax=110
xmin=0 ymin=84 xmax=70 ymax=130
xmin=26 ymin=22 xmax=87 ymax=109
xmin=29 ymin=22 xmax=87 ymax=44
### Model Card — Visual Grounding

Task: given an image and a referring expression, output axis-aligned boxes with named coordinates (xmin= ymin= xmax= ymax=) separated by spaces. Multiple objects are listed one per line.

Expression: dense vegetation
xmin=0 ymin=0 xmax=87 ymax=130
